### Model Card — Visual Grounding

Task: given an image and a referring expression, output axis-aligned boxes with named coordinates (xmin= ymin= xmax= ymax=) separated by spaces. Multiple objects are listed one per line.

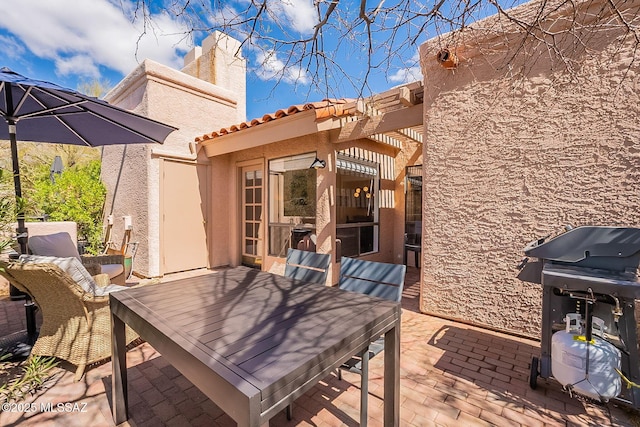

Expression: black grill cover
xmin=524 ymin=226 xmax=640 ymax=273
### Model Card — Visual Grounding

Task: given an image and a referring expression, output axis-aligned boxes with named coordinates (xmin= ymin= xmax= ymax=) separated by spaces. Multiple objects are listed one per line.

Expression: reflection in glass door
xmin=242 ymin=166 xmax=263 ymax=267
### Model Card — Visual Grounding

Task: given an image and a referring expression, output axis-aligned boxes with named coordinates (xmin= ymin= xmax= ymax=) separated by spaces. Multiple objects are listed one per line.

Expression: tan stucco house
xmin=101 ymin=32 xmax=246 ymax=278
xmin=99 ymin=0 xmax=639 ymax=340
xmin=101 ymin=28 xmax=424 ymax=283
xmin=418 ymin=0 xmax=640 ymax=337
xmin=196 ymin=83 xmax=424 ymax=284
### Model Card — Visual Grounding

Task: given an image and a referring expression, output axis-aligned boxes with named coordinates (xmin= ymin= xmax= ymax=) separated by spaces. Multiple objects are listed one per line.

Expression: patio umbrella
xmin=0 ymin=67 xmax=177 ymax=254
xmin=0 ymin=67 xmax=177 ymax=355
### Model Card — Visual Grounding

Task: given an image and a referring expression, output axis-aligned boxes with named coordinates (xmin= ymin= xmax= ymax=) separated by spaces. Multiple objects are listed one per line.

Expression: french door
xmin=241 ymin=166 xmax=263 ymax=267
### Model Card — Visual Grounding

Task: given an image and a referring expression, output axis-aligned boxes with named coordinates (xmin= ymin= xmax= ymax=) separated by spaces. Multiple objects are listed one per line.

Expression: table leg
xmin=384 ymin=320 xmax=400 ymax=427
xmin=111 ymin=311 xmax=128 ymax=424
xmin=360 ymin=346 xmax=369 ymax=427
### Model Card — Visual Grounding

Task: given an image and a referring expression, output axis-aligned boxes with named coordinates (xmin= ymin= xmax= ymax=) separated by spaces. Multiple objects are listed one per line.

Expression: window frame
xmin=335 ymin=154 xmax=380 ymax=257
xmin=267 ymin=152 xmax=318 ymax=257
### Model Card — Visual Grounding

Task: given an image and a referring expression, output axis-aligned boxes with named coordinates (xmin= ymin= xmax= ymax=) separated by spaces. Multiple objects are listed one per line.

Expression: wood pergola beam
xmin=337 ymin=104 xmax=423 ymax=142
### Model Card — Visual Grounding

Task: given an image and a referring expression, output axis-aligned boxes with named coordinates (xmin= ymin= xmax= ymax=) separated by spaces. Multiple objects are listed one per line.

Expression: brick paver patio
xmin=0 ymin=267 xmax=637 ymax=426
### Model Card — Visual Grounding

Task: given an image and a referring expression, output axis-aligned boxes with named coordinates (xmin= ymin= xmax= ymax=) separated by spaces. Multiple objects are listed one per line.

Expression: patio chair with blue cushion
xmin=284 ymin=248 xmax=332 ymax=419
xmin=337 ymin=256 xmax=406 ymax=426
xmin=284 ymin=248 xmax=331 ymax=285
xmin=0 ymin=255 xmax=142 ymax=380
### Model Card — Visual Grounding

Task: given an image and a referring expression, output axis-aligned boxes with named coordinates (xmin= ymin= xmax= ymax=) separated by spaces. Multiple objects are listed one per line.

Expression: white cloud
xmin=389 ymin=51 xmax=423 ymax=84
xmin=254 ymin=50 xmax=310 ymax=85
xmin=268 ymin=0 xmax=317 ymax=35
xmin=389 ymin=66 xmax=422 ymax=84
xmin=0 ymin=35 xmax=26 ymax=60
xmin=0 ymin=0 xmax=191 ymax=79
xmin=55 ymin=55 xmax=101 ymax=78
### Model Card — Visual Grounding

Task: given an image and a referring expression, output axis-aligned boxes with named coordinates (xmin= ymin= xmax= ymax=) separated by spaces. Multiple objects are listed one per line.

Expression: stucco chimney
xmin=181 ymin=31 xmax=246 ymax=121
xmin=182 ymin=31 xmax=241 ymax=85
xmin=183 ymin=46 xmax=202 ymax=68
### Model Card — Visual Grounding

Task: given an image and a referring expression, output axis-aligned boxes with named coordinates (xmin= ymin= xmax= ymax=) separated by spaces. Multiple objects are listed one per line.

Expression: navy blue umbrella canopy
xmin=0 ymin=67 xmax=177 ymax=253
xmin=0 ymin=67 xmax=176 ymax=145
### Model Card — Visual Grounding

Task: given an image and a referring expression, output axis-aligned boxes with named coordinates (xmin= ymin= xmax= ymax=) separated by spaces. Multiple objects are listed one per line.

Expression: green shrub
xmin=30 ymin=160 xmax=106 ymax=254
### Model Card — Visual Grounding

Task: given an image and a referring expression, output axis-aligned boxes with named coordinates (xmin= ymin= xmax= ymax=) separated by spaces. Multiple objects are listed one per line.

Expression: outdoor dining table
xmin=110 ymin=266 xmax=401 ymax=426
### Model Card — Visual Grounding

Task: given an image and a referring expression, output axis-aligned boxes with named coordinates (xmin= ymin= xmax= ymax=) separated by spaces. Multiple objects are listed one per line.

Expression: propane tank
xmin=551 ymin=314 xmax=622 ymax=401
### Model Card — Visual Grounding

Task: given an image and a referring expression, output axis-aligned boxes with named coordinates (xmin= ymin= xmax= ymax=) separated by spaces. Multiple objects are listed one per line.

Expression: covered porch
xmin=197 ymin=82 xmax=425 ymax=285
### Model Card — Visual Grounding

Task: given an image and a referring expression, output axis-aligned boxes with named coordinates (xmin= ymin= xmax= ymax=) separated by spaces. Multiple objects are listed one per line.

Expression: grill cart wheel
xmin=530 ymin=356 xmax=539 ymax=390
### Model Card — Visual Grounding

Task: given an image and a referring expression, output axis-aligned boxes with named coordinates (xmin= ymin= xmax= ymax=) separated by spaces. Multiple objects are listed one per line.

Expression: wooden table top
xmin=110 ymin=266 xmax=401 ymax=422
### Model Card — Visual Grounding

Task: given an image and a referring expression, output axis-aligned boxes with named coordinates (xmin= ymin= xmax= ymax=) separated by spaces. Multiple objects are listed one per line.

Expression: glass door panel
xmin=405 ymin=165 xmax=423 ymax=236
xmin=242 ymin=166 xmax=263 ymax=267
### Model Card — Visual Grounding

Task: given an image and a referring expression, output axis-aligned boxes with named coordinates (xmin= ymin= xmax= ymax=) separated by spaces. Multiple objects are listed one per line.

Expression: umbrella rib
xmin=14 ymin=91 xmax=87 ymax=120
xmin=17 ymin=100 xmax=88 ymax=119
xmin=8 ymin=85 xmax=92 ymax=145
xmin=53 ymin=109 xmax=161 ymax=144
xmin=0 ymin=81 xmax=5 ymax=115
xmin=13 ymin=86 xmax=36 ymax=118
xmin=51 ymin=113 xmax=93 ymax=146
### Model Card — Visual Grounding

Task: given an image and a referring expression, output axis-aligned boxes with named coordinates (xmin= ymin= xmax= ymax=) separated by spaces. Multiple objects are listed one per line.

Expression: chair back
xmin=28 ymin=231 xmax=82 ymax=259
xmin=284 ymin=248 xmax=331 ymax=285
xmin=338 ymin=257 xmax=406 ymax=302
xmin=0 ymin=261 xmax=94 ymax=309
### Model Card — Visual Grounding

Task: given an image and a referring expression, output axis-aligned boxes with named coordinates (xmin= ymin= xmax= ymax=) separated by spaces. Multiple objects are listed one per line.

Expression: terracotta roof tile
xmin=195 ymin=98 xmax=354 ymax=142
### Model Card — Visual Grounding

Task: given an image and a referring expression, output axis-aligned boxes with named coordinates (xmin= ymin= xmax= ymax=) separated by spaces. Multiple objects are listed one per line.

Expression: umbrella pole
xmin=5 ymin=82 xmax=28 ymax=254
xmin=9 ymin=122 xmax=28 ymax=255
xmin=4 ymin=82 xmax=27 ymax=255
xmin=8 ymin=119 xmax=37 ymax=350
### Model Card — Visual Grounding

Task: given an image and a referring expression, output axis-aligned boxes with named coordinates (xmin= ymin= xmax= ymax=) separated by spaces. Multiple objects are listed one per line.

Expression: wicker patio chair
xmin=0 ymin=258 xmax=142 ymax=380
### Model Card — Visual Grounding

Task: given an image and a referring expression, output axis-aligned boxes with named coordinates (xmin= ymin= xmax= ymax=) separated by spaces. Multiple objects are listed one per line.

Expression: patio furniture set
xmin=0 ymin=241 xmax=406 ymax=426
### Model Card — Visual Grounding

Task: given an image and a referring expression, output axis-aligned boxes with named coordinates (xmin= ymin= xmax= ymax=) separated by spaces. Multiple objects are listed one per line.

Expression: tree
xmin=30 ymin=160 xmax=107 ymax=255
xmin=77 ymin=79 xmax=112 ymax=98
xmin=128 ymin=0 xmax=640 ymax=99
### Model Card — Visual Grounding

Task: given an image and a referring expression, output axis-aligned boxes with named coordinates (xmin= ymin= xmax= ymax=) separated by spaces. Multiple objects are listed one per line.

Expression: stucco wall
xmin=103 ymin=34 xmax=245 ymax=277
xmin=419 ymin=0 xmax=640 ymax=337
xmin=181 ymin=31 xmax=246 ymax=124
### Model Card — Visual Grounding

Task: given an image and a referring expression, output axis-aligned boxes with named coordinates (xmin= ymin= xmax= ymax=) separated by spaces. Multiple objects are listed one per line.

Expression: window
xmin=405 ymin=165 xmax=422 ymax=245
xmin=268 ymin=153 xmax=317 ymax=257
xmin=336 ymin=154 xmax=379 ymax=256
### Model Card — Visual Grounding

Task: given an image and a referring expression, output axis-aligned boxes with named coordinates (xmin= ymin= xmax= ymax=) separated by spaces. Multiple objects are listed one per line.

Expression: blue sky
xmin=0 ymin=0 xmax=424 ymax=123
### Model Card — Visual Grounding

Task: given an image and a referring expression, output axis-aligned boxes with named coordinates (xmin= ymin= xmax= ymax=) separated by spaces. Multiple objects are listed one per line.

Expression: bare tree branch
xmin=127 ymin=0 xmax=640 ymax=103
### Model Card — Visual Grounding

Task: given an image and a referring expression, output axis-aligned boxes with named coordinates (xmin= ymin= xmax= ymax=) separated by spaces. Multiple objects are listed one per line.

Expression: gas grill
xmin=520 ymin=226 xmax=640 ymax=408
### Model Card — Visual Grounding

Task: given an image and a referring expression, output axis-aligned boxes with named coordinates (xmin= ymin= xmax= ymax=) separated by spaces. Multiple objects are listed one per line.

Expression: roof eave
xmin=200 ymin=109 xmax=343 ymax=157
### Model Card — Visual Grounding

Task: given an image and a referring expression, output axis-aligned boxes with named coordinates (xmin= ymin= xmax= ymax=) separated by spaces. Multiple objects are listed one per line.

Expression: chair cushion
xmin=28 ymin=232 xmax=81 ymax=259
xmin=17 ymin=255 xmax=127 ymax=296
xmin=100 ymin=263 xmax=125 ymax=279
xmin=19 ymin=254 xmax=96 ymax=293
